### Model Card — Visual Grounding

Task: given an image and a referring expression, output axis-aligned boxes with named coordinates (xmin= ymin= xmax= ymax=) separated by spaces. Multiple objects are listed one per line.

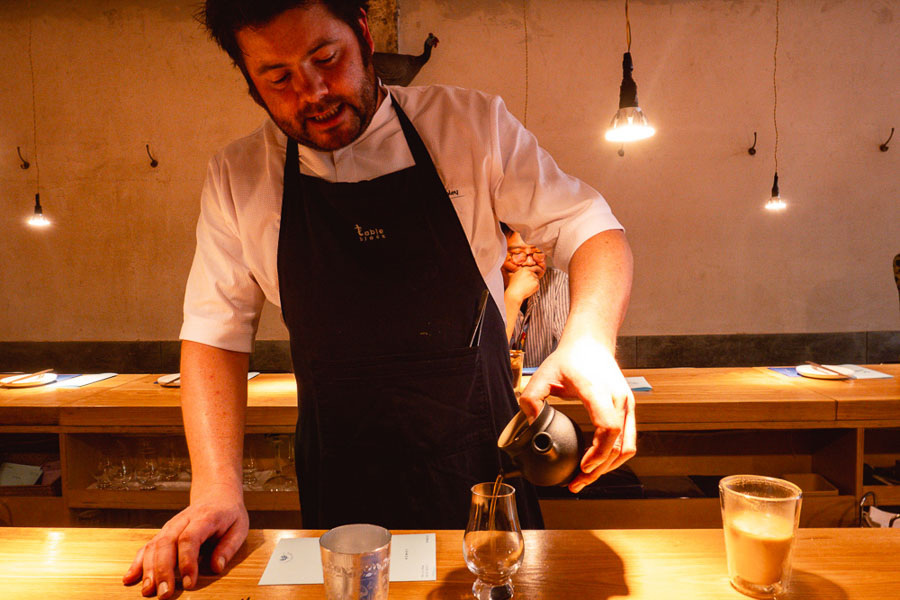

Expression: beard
xmin=269 ymin=67 xmax=380 ymax=152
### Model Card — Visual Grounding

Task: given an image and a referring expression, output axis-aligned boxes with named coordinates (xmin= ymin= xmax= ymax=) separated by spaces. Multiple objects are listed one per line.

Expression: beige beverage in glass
xmin=509 ymin=350 xmax=524 ymax=394
xmin=719 ymin=475 xmax=802 ymax=598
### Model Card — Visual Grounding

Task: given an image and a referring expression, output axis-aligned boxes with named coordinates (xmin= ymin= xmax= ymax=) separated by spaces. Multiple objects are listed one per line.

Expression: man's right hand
xmin=506 ymin=267 xmax=542 ymax=303
xmin=122 ymin=484 xmax=248 ymax=598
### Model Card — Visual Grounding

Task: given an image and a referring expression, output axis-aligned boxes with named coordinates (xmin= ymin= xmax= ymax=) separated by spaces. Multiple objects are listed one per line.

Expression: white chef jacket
xmin=181 ymin=84 xmax=623 ymax=353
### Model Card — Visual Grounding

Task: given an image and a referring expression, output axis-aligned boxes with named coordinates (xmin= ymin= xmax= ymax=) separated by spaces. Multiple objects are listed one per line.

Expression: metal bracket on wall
xmin=880 ymin=127 xmax=893 ymax=152
xmin=145 ymin=144 xmax=158 ymax=168
xmin=17 ymin=146 xmax=30 ymax=169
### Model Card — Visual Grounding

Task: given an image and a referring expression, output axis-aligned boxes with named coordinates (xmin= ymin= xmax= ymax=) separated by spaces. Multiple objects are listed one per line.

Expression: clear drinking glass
xmin=263 ymin=434 xmax=297 ymax=492
xmin=719 ymin=475 xmax=803 ymax=598
xmin=107 ymin=457 xmax=133 ymax=490
xmin=320 ymin=524 xmax=391 ymax=600
xmin=135 ymin=440 xmax=160 ymax=491
xmin=509 ymin=350 xmax=525 ymax=395
xmin=242 ymin=440 xmax=259 ymax=491
xmin=92 ymin=457 xmax=112 ymax=489
xmin=157 ymin=437 xmax=180 ymax=482
xmin=463 ymin=482 xmax=525 ymax=600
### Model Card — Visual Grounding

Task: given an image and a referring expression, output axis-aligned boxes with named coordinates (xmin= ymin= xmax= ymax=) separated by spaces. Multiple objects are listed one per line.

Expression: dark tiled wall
xmin=1 ymin=332 xmax=897 ymax=373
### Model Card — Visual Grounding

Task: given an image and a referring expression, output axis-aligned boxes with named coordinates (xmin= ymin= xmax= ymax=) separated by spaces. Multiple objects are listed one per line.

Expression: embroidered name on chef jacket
xmin=355 ymin=224 xmax=386 ymax=242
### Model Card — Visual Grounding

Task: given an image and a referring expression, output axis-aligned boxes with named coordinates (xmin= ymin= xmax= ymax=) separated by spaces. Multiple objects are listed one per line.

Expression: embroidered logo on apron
xmin=355 ymin=223 xmax=386 ymax=242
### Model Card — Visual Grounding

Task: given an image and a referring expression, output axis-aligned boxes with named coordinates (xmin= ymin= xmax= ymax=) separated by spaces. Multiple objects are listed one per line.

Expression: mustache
xmin=298 ymin=98 xmax=344 ymax=118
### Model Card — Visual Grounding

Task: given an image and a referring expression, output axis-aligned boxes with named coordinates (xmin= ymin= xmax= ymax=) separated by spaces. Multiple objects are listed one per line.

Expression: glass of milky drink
xmin=719 ymin=475 xmax=803 ymax=598
xmin=509 ymin=350 xmax=525 ymax=395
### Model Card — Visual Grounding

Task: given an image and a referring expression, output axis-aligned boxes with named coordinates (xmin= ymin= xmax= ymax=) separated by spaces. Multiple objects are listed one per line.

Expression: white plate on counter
xmin=0 ymin=373 xmax=58 ymax=388
xmin=795 ymin=364 xmax=855 ymax=380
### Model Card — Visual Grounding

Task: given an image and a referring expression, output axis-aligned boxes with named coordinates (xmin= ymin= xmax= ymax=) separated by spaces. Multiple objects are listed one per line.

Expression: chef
xmin=124 ymin=1 xmax=635 ymax=598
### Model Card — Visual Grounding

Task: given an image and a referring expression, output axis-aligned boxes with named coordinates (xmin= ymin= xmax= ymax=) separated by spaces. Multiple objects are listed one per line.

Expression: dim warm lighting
xmin=765 ymin=172 xmax=786 ymax=211
xmin=605 ymin=1 xmax=655 ymax=145
xmin=605 ymin=103 xmax=655 ymax=142
xmin=27 ymin=193 xmax=51 ymax=227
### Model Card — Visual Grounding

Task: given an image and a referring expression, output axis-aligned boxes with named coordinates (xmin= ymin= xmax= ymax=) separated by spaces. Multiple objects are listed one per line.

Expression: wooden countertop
xmin=2 ymin=527 xmax=898 ymax=599
xmin=1 ymin=366 xmax=898 ymax=431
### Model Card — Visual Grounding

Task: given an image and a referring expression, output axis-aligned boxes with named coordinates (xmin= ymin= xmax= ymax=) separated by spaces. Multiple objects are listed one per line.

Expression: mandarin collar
xmin=297 ymin=85 xmax=394 ymax=167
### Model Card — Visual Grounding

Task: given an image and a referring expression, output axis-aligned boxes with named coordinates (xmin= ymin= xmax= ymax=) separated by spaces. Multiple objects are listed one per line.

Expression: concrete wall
xmin=1 ymin=0 xmax=897 ymax=344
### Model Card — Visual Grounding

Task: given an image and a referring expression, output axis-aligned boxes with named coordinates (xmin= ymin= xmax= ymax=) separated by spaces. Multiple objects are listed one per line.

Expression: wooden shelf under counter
xmin=1 ymin=366 xmax=898 ymax=528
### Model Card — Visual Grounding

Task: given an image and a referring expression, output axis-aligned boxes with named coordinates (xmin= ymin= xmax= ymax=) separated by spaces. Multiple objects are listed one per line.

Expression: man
xmin=124 ymin=2 xmax=635 ymax=598
xmin=501 ymin=224 xmax=569 ymax=367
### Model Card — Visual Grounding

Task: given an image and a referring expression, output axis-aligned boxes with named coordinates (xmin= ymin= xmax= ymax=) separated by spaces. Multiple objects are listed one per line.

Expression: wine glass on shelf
xmin=92 ymin=457 xmax=112 ymax=489
xmin=242 ymin=439 xmax=260 ymax=491
xmin=135 ymin=439 xmax=160 ymax=491
xmin=263 ymin=434 xmax=297 ymax=492
xmin=463 ymin=481 xmax=525 ymax=600
xmin=157 ymin=437 xmax=180 ymax=482
xmin=107 ymin=457 xmax=134 ymax=490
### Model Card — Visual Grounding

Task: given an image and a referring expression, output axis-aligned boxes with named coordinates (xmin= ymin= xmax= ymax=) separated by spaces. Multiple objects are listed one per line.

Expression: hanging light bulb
xmin=27 ymin=193 xmax=50 ymax=227
xmin=765 ymin=172 xmax=786 ymax=211
xmin=765 ymin=0 xmax=788 ymax=211
xmin=605 ymin=0 xmax=655 ymax=143
xmin=24 ymin=16 xmax=51 ymax=228
xmin=605 ymin=52 xmax=655 ymax=142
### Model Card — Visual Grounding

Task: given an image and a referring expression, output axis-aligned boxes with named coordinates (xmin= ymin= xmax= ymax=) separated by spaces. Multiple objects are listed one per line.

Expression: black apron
xmin=276 ymin=98 xmax=543 ymax=530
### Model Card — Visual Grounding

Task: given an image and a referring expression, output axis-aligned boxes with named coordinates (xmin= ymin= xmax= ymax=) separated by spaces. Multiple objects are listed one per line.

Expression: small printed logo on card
xmin=355 ymin=224 xmax=386 ymax=242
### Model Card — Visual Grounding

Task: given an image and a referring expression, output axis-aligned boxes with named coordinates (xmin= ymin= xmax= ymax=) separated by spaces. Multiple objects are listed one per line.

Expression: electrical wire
xmin=28 ymin=3 xmax=40 ymax=192
xmin=625 ymin=0 xmax=632 ymax=52
xmin=523 ymin=0 xmax=529 ymax=127
xmin=773 ymin=0 xmax=780 ymax=174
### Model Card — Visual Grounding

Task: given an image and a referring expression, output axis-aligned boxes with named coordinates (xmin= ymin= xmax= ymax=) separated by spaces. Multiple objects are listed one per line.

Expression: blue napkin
xmin=769 ymin=367 xmax=800 ymax=377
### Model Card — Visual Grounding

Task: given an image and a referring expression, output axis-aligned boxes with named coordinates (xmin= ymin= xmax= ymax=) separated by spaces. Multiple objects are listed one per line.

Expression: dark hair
xmin=199 ymin=0 xmax=371 ymax=104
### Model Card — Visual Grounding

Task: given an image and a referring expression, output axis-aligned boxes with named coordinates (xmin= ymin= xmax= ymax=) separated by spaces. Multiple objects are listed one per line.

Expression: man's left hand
xmin=518 ymin=336 xmax=636 ymax=493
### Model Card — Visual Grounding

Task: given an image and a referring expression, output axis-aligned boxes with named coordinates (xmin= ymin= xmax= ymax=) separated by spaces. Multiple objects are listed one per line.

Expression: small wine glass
xmin=242 ymin=439 xmax=260 ymax=491
xmin=107 ymin=457 xmax=133 ymax=490
xmin=263 ymin=434 xmax=297 ymax=492
xmin=135 ymin=440 xmax=160 ymax=491
xmin=157 ymin=437 xmax=180 ymax=482
xmin=92 ymin=457 xmax=112 ymax=489
xmin=463 ymin=481 xmax=525 ymax=600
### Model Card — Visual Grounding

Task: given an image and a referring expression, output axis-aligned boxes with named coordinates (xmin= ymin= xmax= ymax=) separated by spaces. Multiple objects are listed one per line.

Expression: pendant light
xmin=765 ymin=0 xmax=786 ymax=211
xmin=24 ymin=7 xmax=51 ymax=228
xmin=605 ymin=0 xmax=655 ymax=143
xmin=28 ymin=193 xmax=50 ymax=227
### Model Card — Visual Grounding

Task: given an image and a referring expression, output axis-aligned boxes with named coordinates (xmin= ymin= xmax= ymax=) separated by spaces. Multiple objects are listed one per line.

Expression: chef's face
xmin=236 ymin=3 xmax=380 ymax=151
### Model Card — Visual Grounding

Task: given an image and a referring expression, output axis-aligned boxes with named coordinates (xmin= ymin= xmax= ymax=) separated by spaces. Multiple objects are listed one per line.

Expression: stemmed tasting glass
xmin=242 ymin=437 xmax=261 ymax=491
xmin=157 ymin=437 xmax=180 ymax=482
xmin=263 ymin=434 xmax=297 ymax=492
xmin=107 ymin=457 xmax=134 ymax=490
xmin=134 ymin=439 xmax=160 ymax=491
xmin=92 ymin=457 xmax=112 ymax=489
xmin=463 ymin=482 xmax=525 ymax=600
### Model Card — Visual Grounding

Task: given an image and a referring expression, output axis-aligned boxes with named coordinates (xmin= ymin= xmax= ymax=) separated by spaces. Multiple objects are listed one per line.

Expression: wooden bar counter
xmin=2 ymin=527 xmax=898 ymax=599
xmin=1 ymin=366 xmax=898 ymax=528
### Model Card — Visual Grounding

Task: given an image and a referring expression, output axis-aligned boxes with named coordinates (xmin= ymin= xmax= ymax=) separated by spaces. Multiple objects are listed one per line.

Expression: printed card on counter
xmin=626 ymin=376 xmax=652 ymax=392
xmin=57 ymin=373 xmax=117 ymax=388
xmin=258 ymin=533 xmax=436 ymax=586
xmin=839 ymin=365 xmax=893 ymax=379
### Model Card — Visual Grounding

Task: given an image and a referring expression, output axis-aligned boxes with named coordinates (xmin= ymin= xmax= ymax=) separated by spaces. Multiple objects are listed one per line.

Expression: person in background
xmin=501 ymin=223 xmax=569 ymax=368
xmin=124 ymin=1 xmax=635 ymax=598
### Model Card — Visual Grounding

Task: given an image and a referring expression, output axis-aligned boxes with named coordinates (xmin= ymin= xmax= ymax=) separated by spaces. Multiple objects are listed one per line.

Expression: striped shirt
xmin=510 ymin=268 xmax=569 ymax=368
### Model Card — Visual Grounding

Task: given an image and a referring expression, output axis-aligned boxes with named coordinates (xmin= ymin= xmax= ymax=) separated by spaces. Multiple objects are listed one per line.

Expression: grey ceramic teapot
xmin=497 ymin=399 xmax=585 ymax=487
